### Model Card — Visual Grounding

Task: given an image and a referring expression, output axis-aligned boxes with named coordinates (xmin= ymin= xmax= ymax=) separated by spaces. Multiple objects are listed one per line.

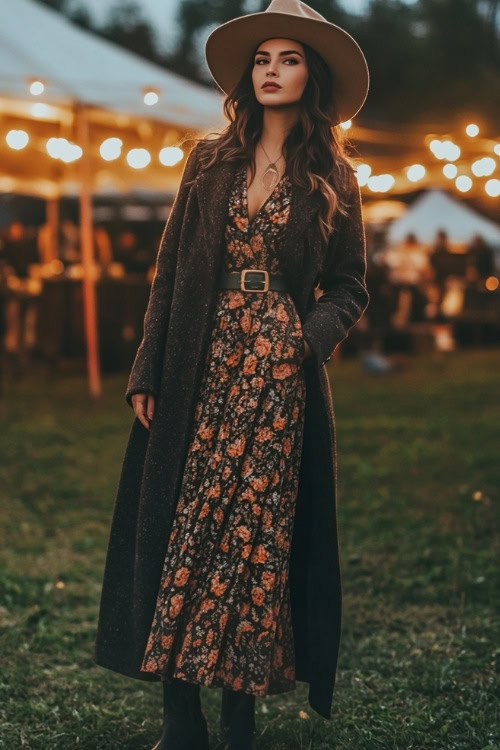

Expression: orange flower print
xmin=236 ymin=525 xmax=251 ymax=543
xmin=255 ymin=426 xmax=273 ymax=442
xmin=243 ymin=353 xmax=257 ymax=374
xmin=174 ymin=567 xmax=190 ymax=587
xmin=250 ymin=545 xmax=268 ymax=564
xmin=228 ymin=292 xmax=245 ymax=309
xmin=210 ymin=575 xmax=228 ymax=597
xmin=273 ymin=415 xmax=286 ymax=430
xmin=234 ymin=214 xmax=248 ymax=231
xmin=207 ymin=483 xmax=221 ymax=498
xmin=241 ymin=487 xmax=257 ymax=502
xmin=240 ymin=309 xmax=252 ymax=334
xmin=200 ymin=598 xmax=216 ymax=613
xmin=168 ymin=593 xmax=184 ymax=618
xmin=262 ymin=571 xmax=276 ymax=591
xmin=228 ymin=435 xmax=246 ymax=457
xmin=250 ymin=234 xmax=264 ymax=252
xmin=254 ymin=335 xmax=272 ymax=358
xmin=227 ymin=345 xmax=243 ymax=367
xmin=251 ymin=586 xmax=266 ymax=606
xmin=272 ymin=363 xmax=295 ymax=380
xmin=250 ymin=475 xmax=269 ymax=492
xmin=276 ymin=303 xmax=289 ymax=323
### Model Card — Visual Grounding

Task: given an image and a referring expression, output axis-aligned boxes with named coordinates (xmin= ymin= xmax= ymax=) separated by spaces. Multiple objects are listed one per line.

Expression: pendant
xmin=261 ymin=162 xmax=280 ymax=191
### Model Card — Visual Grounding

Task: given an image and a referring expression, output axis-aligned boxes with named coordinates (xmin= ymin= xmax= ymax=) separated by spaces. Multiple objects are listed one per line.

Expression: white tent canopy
xmin=0 ymin=0 xmax=225 ymax=129
xmin=387 ymin=189 xmax=500 ymax=248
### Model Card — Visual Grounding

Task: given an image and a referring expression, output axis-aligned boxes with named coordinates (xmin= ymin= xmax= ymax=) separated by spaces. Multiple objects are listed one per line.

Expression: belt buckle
xmin=240 ymin=269 xmax=269 ymax=293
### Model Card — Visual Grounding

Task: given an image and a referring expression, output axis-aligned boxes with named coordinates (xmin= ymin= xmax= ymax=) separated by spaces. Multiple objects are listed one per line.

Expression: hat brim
xmin=205 ymin=12 xmax=370 ymax=125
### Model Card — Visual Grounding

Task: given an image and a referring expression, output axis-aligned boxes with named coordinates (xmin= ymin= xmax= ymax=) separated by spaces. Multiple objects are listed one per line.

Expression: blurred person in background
xmin=465 ymin=233 xmax=495 ymax=283
xmin=384 ymin=231 xmax=431 ymax=328
xmin=429 ymin=228 xmax=456 ymax=308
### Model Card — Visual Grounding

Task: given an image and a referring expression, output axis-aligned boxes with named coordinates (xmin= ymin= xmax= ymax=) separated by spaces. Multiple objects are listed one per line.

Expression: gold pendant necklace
xmin=259 ymin=141 xmax=284 ymax=191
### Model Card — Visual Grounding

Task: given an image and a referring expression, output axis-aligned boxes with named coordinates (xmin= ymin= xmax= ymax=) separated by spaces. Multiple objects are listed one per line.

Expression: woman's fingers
xmin=131 ymin=393 xmax=151 ymax=429
xmin=146 ymin=394 xmax=155 ymax=423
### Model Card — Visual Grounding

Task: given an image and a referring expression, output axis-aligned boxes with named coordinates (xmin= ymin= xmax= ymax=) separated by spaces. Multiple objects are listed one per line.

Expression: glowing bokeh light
xmin=406 ymin=164 xmax=426 ymax=182
xmin=443 ymin=163 xmax=458 ymax=178
xmin=367 ymin=174 xmax=395 ymax=192
xmin=485 ymin=178 xmax=500 ymax=197
xmin=29 ymin=80 xmax=45 ymax=95
xmin=6 ymin=129 xmax=29 ymax=150
xmin=100 ymin=137 xmax=123 ymax=161
xmin=471 ymin=157 xmax=496 ymax=176
xmin=455 ymin=175 xmax=472 ymax=192
xmin=355 ymin=163 xmax=372 ymax=186
xmin=485 ymin=276 xmax=499 ymax=291
xmin=144 ymin=91 xmax=159 ymax=106
xmin=159 ymin=146 xmax=184 ymax=166
xmin=126 ymin=148 xmax=151 ymax=168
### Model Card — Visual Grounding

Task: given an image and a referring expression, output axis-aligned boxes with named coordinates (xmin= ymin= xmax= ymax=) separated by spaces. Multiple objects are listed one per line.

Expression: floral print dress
xmin=139 ymin=163 xmax=306 ymax=696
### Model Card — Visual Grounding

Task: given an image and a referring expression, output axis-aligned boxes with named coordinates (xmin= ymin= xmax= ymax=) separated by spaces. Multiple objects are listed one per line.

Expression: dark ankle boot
xmin=151 ymin=678 xmax=209 ymax=750
xmin=220 ymin=687 xmax=257 ymax=750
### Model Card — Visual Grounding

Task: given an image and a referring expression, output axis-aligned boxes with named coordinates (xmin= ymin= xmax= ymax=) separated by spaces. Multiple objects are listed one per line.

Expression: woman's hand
xmin=131 ymin=393 xmax=155 ymax=429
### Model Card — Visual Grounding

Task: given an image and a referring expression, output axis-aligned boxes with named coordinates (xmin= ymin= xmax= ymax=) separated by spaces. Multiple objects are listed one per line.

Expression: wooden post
xmin=75 ymin=103 xmax=101 ymax=397
xmin=47 ymin=198 xmax=59 ymax=262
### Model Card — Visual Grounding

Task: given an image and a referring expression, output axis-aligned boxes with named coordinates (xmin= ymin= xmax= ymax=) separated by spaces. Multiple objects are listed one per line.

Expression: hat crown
xmin=265 ymin=0 xmax=327 ymax=24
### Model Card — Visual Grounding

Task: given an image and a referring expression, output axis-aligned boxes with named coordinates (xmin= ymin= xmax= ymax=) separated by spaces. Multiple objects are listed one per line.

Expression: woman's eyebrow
xmin=254 ymin=50 xmax=304 ymax=58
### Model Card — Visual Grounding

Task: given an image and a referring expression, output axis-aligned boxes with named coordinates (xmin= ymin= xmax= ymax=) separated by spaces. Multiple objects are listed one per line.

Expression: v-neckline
xmin=243 ymin=165 xmax=286 ymax=228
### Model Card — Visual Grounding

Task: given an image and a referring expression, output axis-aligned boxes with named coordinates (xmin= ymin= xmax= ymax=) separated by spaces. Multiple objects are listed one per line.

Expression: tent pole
xmin=47 ymin=198 xmax=59 ymax=262
xmin=75 ymin=103 xmax=101 ymax=397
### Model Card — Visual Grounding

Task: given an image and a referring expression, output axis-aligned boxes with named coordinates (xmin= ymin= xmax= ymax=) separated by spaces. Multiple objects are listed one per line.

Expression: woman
xmin=94 ymin=1 xmax=370 ymax=748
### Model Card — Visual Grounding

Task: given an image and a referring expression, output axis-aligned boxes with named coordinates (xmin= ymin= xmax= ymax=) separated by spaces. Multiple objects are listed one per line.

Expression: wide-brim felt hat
xmin=205 ymin=0 xmax=370 ymax=126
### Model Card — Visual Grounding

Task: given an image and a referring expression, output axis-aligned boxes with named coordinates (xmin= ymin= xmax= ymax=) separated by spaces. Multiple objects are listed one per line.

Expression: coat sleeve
xmin=301 ymin=168 xmax=370 ymax=367
xmin=125 ymin=143 xmax=200 ymax=407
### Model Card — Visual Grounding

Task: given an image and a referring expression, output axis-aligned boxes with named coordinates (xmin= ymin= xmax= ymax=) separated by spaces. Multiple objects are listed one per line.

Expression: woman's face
xmin=251 ymin=38 xmax=309 ymax=107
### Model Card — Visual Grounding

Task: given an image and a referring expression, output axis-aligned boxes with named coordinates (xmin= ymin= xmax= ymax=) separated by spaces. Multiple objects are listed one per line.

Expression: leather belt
xmin=219 ymin=269 xmax=288 ymax=293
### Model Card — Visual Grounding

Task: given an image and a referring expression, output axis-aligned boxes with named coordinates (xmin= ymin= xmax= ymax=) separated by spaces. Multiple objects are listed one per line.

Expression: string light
xmin=28 ymin=78 xmax=46 ymax=96
xmin=406 ymin=164 xmax=426 ymax=182
xmin=471 ymin=157 xmax=496 ymax=177
xmin=126 ymin=148 xmax=151 ymax=168
xmin=100 ymin=137 xmax=123 ymax=161
xmin=485 ymin=179 xmax=500 ymax=197
xmin=455 ymin=175 xmax=472 ymax=192
xmin=159 ymin=146 xmax=183 ymax=166
xmin=443 ymin=163 xmax=457 ymax=179
xmin=6 ymin=129 xmax=29 ymax=150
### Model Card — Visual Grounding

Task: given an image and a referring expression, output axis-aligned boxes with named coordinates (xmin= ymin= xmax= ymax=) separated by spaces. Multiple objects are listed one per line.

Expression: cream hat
xmin=205 ymin=0 xmax=370 ymax=126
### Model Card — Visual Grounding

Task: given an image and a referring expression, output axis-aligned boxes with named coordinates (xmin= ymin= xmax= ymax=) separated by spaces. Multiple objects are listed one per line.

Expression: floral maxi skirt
xmin=139 ymin=286 xmax=307 ymax=696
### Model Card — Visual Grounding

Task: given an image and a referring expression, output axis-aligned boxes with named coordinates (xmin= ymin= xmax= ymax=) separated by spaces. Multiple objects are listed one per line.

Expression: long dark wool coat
xmin=94 ymin=140 xmax=370 ymax=720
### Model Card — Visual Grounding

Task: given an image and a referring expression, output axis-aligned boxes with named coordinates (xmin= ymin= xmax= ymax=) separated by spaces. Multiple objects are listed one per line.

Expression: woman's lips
xmin=262 ymin=84 xmax=281 ymax=91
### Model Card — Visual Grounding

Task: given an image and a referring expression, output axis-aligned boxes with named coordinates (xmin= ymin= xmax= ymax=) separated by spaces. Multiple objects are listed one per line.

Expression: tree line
xmin=37 ymin=0 xmax=500 ymax=127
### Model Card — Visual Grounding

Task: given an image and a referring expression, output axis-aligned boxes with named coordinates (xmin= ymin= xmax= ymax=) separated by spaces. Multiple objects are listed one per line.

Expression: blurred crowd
xmin=363 ymin=228 xmax=497 ymax=352
xmin=0 ymin=217 xmax=498 ymax=373
xmin=0 ymin=218 xmax=161 ymax=278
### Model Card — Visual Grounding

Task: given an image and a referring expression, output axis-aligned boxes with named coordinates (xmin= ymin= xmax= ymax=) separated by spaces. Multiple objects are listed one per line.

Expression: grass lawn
xmin=0 ymin=348 xmax=498 ymax=749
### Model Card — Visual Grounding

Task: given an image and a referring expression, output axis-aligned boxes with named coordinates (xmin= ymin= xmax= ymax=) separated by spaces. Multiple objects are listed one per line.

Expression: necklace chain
xmin=258 ymin=141 xmax=284 ymax=191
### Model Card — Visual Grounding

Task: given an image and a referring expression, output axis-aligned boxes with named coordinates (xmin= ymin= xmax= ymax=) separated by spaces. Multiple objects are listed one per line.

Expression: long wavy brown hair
xmin=181 ymin=39 xmax=361 ymax=245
